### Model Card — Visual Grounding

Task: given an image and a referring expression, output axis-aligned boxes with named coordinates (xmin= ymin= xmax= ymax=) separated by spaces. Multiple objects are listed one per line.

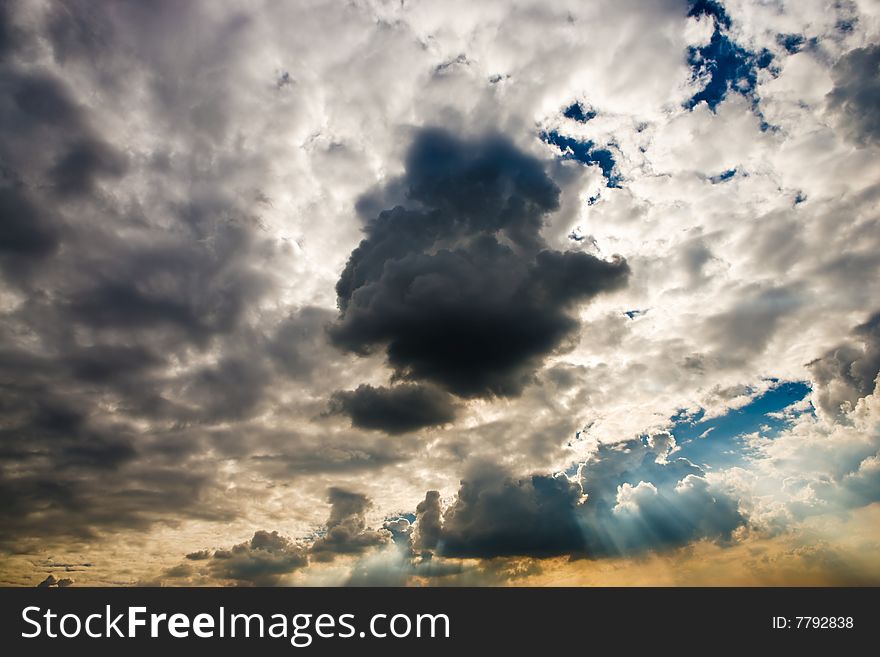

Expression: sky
xmin=1 ymin=0 xmax=879 ymax=587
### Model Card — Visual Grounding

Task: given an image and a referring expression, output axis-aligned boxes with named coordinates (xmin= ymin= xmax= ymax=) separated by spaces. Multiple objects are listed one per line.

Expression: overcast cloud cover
xmin=1 ymin=0 xmax=879 ymax=586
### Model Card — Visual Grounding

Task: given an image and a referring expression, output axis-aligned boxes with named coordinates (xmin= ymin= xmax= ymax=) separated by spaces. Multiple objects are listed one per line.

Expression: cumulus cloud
xmin=309 ymin=488 xmax=391 ymax=562
xmin=330 ymin=128 xmax=630 ymax=400
xmin=197 ymin=531 xmax=308 ymax=587
xmin=412 ymin=490 xmax=443 ymax=552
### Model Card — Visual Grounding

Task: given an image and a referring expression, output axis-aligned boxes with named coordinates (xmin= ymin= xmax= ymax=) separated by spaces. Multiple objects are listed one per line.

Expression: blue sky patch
xmin=709 ymin=168 xmax=736 ymax=183
xmin=563 ymin=102 xmax=597 ymax=123
xmin=685 ymin=1 xmax=774 ymax=113
xmin=777 ymin=33 xmax=805 ymax=54
xmin=541 ymin=130 xmax=622 ymax=188
xmin=688 ymin=0 xmax=731 ymax=29
xmin=672 ymin=380 xmax=811 ymax=469
xmin=836 ymin=18 xmax=856 ymax=33
xmin=686 ymin=31 xmax=761 ymax=110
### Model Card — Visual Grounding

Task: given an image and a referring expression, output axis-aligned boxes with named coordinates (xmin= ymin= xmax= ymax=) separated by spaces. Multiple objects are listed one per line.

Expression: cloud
xmin=827 ymin=45 xmax=880 ymax=146
xmin=330 ymin=128 xmax=630 ymax=399
xmin=203 ymin=531 xmax=308 ymax=587
xmin=726 ymin=382 xmax=880 ymax=532
xmin=808 ymin=311 xmax=880 ymax=418
xmin=438 ymin=462 xmax=588 ymax=558
xmin=702 ymin=284 xmax=803 ymax=366
xmin=309 ymin=488 xmax=391 ymax=562
xmin=0 ymin=185 xmax=59 ymax=258
xmin=329 ymin=384 xmax=457 ymax=434
xmin=412 ymin=490 xmax=443 ymax=552
xmin=725 ymin=317 xmax=880 ymax=530
xmin=1 ymin=0 xmax=879 ymax=587
xmin=36 ymin=574 xmax=73 ymax=588
xmin=427 ymin=434 xmax=743 ymax=559
xmin=575 ymin=434 xmax=744 ymax=554
xmin=160 ymin=488 xmax=392 ymax=584
xmin=49 ymin=136 xmax=127 ymax=197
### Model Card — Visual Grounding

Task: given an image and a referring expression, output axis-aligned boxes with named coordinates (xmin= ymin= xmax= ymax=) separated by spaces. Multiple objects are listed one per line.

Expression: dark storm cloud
xmin=329 ymin=384 xmax=457 ymax=434
xmin=438 ymin=463 xmax=589 ymax=558
xmin=808 ymin=311 xmax=880 ymax=418
xmin=309 ymin=488 xmax=391 ymax=562
xmin=827 ymin=45 xmax=880 ymax=146
xmin=427 ymin=435 xmax=743 ymax=559
xmin=330 ymin=128 xmax=630 ymax=399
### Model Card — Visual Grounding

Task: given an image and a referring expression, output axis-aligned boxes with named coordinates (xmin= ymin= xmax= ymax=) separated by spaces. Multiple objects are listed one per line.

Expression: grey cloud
xmin=10 ymin=73 xmax=81 ymax=127
xmin=309 ymin=487 xmax=391 ymax=562
xmin=0 ymin=456 xmax=226 ymax=550
xmin=243 ymin=431 xmax=412 ymax=477
xmin=36 ymin=575 xmax=74 ymax=588
xmin=204 ymin=531 xmax=308 ymax=586
xmin=0 ymin=185 xmax=59 ymax=258
xmin=165 ymin=488 xmax=393 ymax=584
xmin=809 ymin=311 xmax=880 ymax=418
xmin=680 ymin=236 xmax=714 ymax=286
xmin=330 ymin=128 xmax=629 ymax=399
xmin=49 ymin=137 xmax=127 ymax=197
xmin=2 ymin=66 xmax=126 ymax=212
xmin=0 ymin=2 xmax=16 ymax=60
xmin=329 ymin=384 xmax=457 ymax=434
xmin=827 ymin=45 xmax=880 ymax=146
xmin=0 ymin=0 xmax=343 ymax=551
xmin=267 ymin=306 xmax=337 ymax=380
xmin=412 ymin=490 xmax=442 ymax=551
xmin=438 ymin=463 xmax=588 ymax=558
xmin=429 ymin=435 xmax=743 ymax=559
xmin=185 ymin=550 xmax=212 ymax=561
xmin=704 ymin=285 xmax=803 ymax=365
xmin=64 ymin=219 xmax=273 ymax=344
